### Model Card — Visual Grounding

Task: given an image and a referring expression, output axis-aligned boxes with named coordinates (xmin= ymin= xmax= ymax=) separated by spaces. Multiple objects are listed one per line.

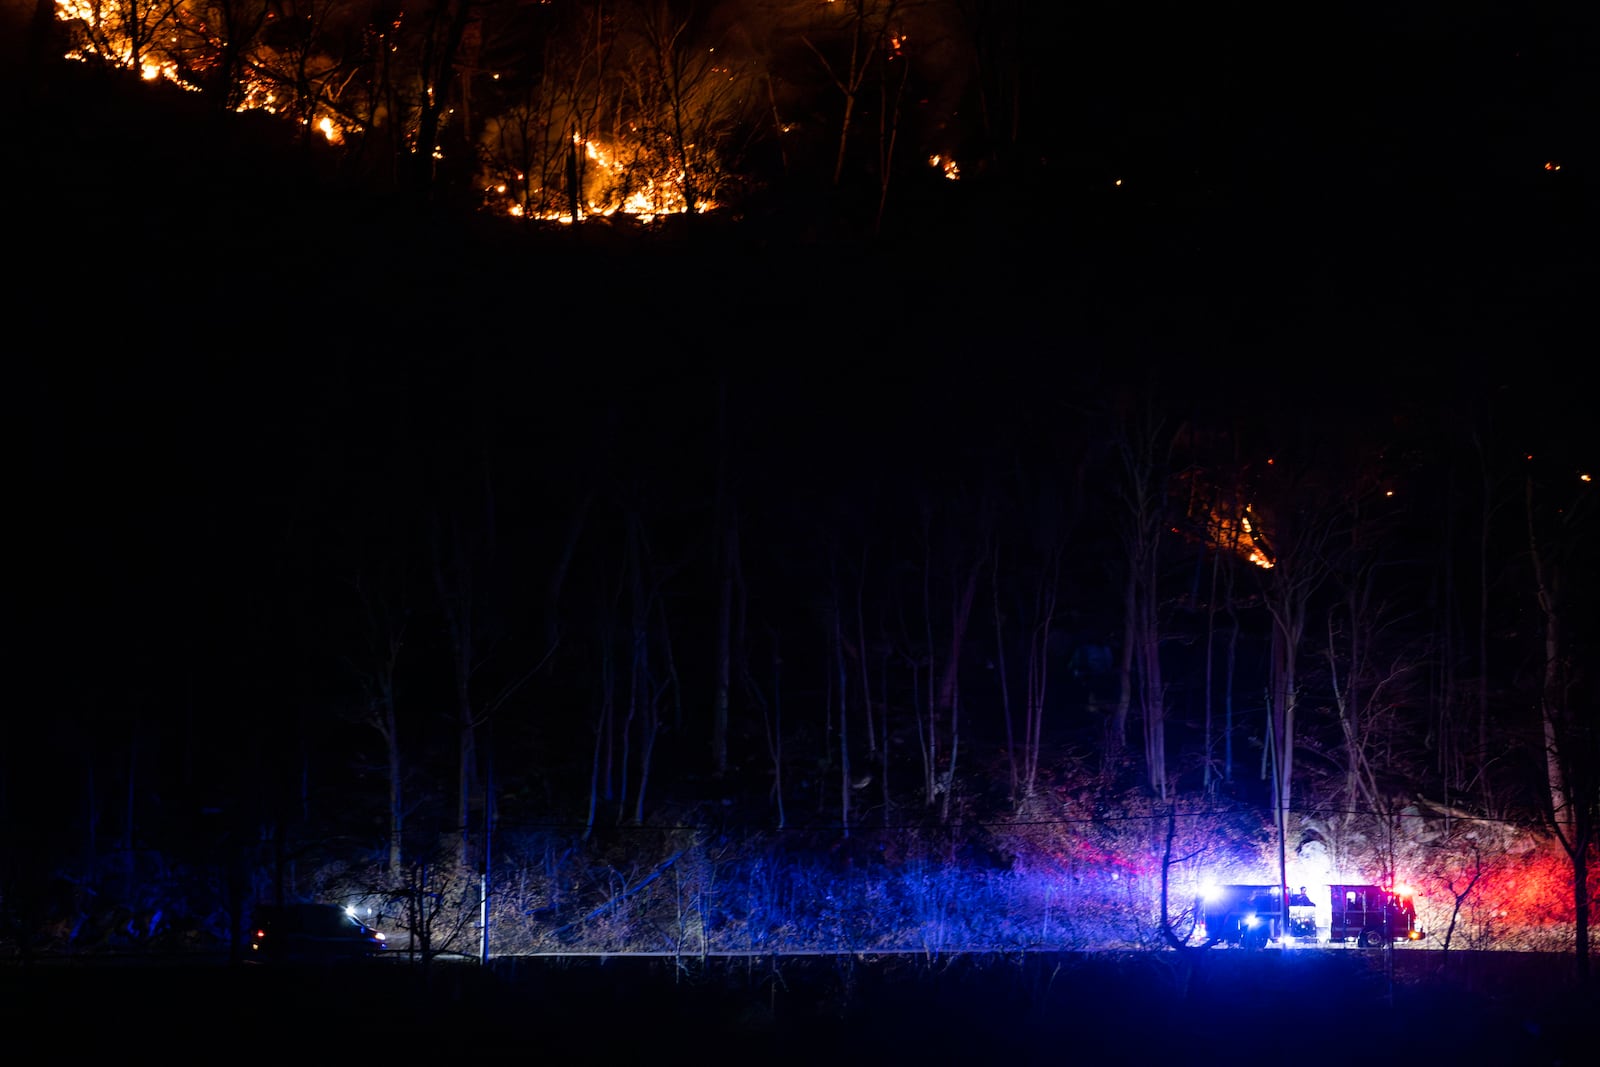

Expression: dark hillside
xmin=7 ymin=21 xmax=1587 ymax=404
xmin=4 ymin=6 xmax=1593 ymax=1001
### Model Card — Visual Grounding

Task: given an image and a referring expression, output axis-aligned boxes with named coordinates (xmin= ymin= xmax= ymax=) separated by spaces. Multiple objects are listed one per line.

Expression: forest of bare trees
xmin=2 ymin=0 xmax=1591 ymax=978
xmin=6 ymin=351 xmax=1594 ymax=971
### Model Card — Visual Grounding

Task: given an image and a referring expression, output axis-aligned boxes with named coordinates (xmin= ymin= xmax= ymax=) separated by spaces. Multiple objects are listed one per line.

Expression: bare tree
xmin=1469 ymin=432 xmax=1501 ymax=810
xmin=479 ymin=74 xmax=561 ymax=217
xmin=432 ymin=501 xmax=560 ymax=870
xmin=1256 ymin=501 xmax=1332 ymax=927
xmin=1107 ymin=392 xmax=1172 ymax=799
xmin=801 ymin=0 xmax=902 ymax=187
xmin=240 ymin=0 xmax=359 ymax=137
xmin=60 ymin=0 xmax=184 ymax=76
xmin=624 ymin=0 xmax=756 ymax=217
xmin=588 ymin=500 xmax=678 ymax=829
xmin=402 ymin=0 xmax=479 ymax=194
xmin=558 ymin=1 xmax=620 ymax=219
xmin=1523 ymin=461 xmax=1597 ymax=982
xmin=871 ymin=24 xmax=909 ymax=232
xmin=740 ymin=623 xmax=785 ymax=828
xmin=389 ymin=849 xmax=479 ymax=976
xmin=948 ymin=0 xmax=1027 ymax=176
xmin=990 ymin=543 xmax=1019 ymax=804
xmin=1157 ymin=803 xmax=1217 ymax=956
xmin=1200 ymin=547 xmax=1247 ymax=793
xmin=585 ymin=561 xmax=625 ymax=841
xmin=623 ymin=508 xmax=678 ymax=825
xmin=344 ymin=573 xmax=408 ymax=876
xmin=1431 ymin=833 xmax=1490 ymax=953
xmin=430 ymin=510 xmax=483 ymax=873
xmin=1319 ymin=602 xmax=1428 ymax=880
xmin=903 ymin=491 xmax=987 ymax=818
xmin=1174 ymin=454 xmax=1272 ymax=792
xmin=711 ymin=381 xmax=734 ymax=778
xmin=829 ymin=566 xmax=852 ymax=837
xmin=990 ymin=506 xmax=1063 ymax=807
xmin=173 ymin=0 xmax=271 ymax=109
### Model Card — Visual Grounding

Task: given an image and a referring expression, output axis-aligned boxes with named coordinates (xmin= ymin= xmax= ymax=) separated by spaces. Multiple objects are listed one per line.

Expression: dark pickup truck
xmin=247 ymin=903 xmax=387 ymax=962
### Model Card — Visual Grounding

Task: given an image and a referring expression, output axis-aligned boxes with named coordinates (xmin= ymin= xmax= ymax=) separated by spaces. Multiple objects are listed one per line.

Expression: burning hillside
xmin=42 ymin=0 xmax=971 ymax=227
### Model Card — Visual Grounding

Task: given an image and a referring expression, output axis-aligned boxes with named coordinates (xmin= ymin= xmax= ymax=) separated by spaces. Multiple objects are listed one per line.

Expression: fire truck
xmin=1195 ymin=884 xmax=1317 ymax=948
xmin=1322 ymin=883 xmax=1423 ymax=947
xmin=1196 ymin=882 xmax=1422 ymax=948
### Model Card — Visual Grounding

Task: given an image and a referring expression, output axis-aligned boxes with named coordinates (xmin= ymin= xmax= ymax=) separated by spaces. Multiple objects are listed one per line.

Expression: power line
xmin=475 ymin=802 xmax=1538 ymax=837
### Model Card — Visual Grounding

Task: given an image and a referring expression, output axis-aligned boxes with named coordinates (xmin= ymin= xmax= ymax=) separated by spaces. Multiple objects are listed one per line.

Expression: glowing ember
xmin=929 ymin=155 xmax=960 ymax=181
xmin=1177 ymin=471 xmax=1277 ymax=569
xmin=1231 ymin=511 xmax=1274 ymax=569
xmin=483 ymin=134 xmax=718 ymax=224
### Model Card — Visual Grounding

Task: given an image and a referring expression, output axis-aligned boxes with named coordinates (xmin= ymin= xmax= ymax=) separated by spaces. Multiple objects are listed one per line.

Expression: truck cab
xmin=1197 ymin=884 xmax=1291 ymax=948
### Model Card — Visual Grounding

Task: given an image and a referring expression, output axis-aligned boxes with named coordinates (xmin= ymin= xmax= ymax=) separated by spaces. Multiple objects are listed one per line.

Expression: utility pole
xmin=1277 ymin=801 xmax=1290 ymax=945
xmin=1268 ymin=706 xmax=1291 ymax=944
xmin=479 ymin=724 xmax=493 ymax=965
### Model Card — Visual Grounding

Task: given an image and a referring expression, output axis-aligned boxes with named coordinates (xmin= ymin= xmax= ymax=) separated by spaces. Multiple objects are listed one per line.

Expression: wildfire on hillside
xmin=1211 ymin=505 xmax=1275 ymax=569
xmin=1175 ymin=470 xmax=1276 ymax=569
xmin=56 ymin=0 xmax=198 ymax=87
xmin=489 ymin=135 xmax=717 ymax=224
xmin=49 ymin=3 xmax=716 ymax=223
xmin=54 ymin=0 xmax=351 ymax=143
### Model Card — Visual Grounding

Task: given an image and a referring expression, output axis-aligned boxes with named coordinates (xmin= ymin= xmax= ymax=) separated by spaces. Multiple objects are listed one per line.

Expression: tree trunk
xmin=432 ymin=519 xmax=479 ymax=873
xmin=874 ymin=51 xmax=909 ymax=234
xmin=1024 ymin=547 xmax=1061 ymax=800
xmin=835 ymin=591 xmax=851 ymax=838
xmin=991 ymin=546 xmax=1019 ymax=805
xmin=1524 ymin=475 xmax=1594 ymax=982
xmin=1111 ymin=569 xmax=1134 ymax=771
xmin=856 ymin=542 xmax=876 ymax=760
xmin=713 ymin=383 xmax=733 ymax=777
xmin=413 ymin=0 xmax=474 ymax=199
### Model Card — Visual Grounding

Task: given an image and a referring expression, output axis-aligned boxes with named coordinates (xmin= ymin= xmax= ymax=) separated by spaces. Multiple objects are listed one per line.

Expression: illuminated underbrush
xmin=17 ymin=794 xmax=1587 ymax=960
